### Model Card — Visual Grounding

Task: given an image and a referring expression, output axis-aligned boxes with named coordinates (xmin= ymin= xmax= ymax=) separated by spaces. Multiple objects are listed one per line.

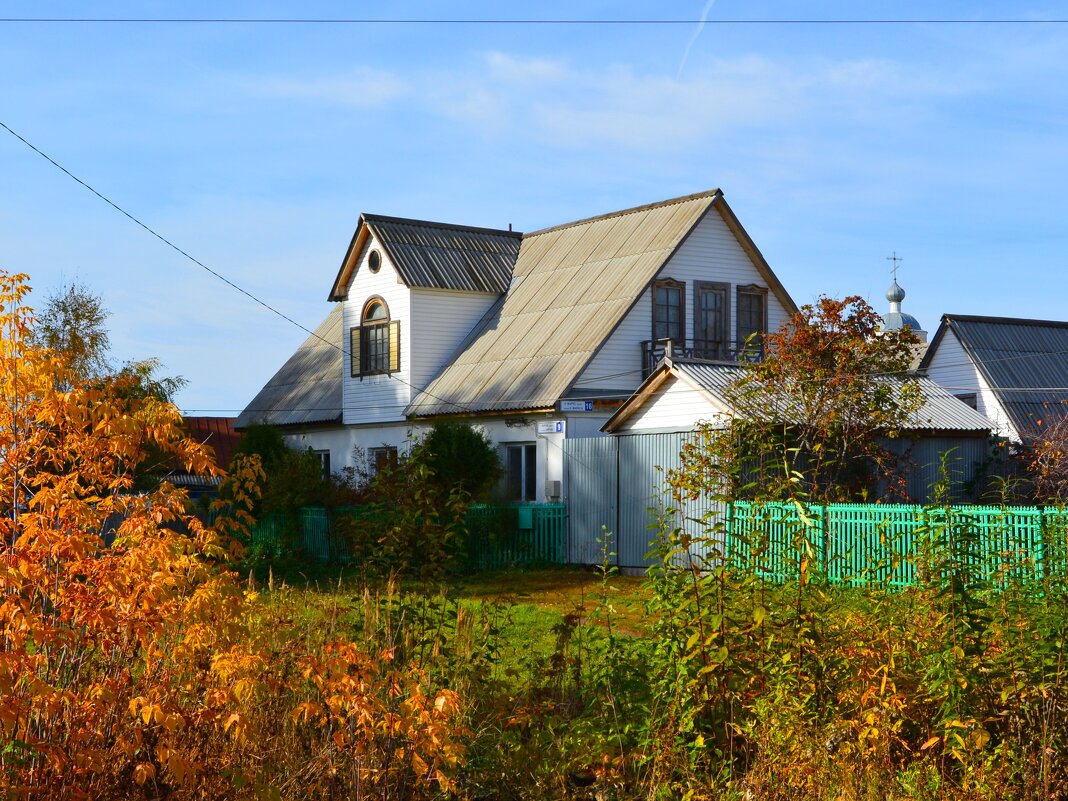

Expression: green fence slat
xmin=723 ymin=500 xmax=1054 ymax=591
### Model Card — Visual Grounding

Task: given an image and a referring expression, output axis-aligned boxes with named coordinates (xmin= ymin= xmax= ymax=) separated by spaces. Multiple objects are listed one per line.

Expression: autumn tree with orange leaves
xmin=672 ymin=295 xmax=922 ymax=504
xmin=0 ymin=272 xmax=463 ymax=800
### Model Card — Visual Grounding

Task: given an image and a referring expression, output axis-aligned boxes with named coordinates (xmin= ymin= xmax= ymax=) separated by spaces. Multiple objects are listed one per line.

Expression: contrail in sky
xmin=677 ymin=0 xmax=716 ymax=78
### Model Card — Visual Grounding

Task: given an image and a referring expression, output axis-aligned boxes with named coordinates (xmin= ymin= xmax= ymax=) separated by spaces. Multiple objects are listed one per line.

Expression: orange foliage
xmin=0 ymin=272 xmax=463 ymax=799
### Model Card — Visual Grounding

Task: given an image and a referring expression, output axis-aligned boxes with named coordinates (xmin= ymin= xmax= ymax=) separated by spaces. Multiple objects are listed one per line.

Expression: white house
xmin=237 ymin=189 xmax=798 ymax=501
xmin=921 ymin=314 xmax=1068 ymax=443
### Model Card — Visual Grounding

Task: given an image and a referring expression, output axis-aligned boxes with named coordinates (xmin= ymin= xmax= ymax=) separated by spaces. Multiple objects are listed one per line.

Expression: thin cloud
xmin=254 ymin=67 xmax=408 ymax=107
xmin=678 ymin=0 xmax=716 ymax=79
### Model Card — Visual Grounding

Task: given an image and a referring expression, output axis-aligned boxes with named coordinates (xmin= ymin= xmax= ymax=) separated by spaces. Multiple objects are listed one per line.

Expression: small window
xmin=370 ymin=446 xmax=398 ymax=473
xmin=368 ymin=249 xmax=381 ymax=273
xmin=736 ymin=285 xmax=767 ymax=357
xmin=505 ymin=443 xmax=537 ymax=502
xmin=955 ymin=393 xmax=978 ymax=410
xmin=312 ymin=450 xmax=331 ymax=481
xmin=350 ymin=296 xmax=400 ymax=377
xmin=652 ymin=278 xmax=685 ymax=344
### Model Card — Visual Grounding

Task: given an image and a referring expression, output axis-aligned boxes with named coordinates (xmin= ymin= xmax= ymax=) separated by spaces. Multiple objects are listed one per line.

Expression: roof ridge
xmin=363 ymin=213 xmax=523 ymax=238
xmin=946 ymin=313 xmax=1068 ymax=329
xmin=524 ymin=189 xmax=722 ymax=237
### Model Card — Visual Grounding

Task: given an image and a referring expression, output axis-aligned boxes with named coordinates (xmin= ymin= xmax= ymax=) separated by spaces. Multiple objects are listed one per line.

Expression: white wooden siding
xmin=409 ymin=289 xmax=500 ymax=391
xmin=575 ymin=209 xmax=791 ymax=393
xmin=926 ymin=330 xmax=1017 ymax=440
xmin=615 ymin=376 xmax=727 ymax=433
xmin=342 ymin=236 xmax=412 ymax=425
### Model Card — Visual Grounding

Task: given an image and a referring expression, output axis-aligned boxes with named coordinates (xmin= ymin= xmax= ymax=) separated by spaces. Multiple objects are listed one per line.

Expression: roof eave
xmin=328 ymin=215 xmax=372 ymax=301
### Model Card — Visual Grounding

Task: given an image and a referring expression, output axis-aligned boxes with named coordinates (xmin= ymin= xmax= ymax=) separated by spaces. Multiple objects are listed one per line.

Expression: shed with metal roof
xmin=921 ymin=314 xmax=1068 ymax=442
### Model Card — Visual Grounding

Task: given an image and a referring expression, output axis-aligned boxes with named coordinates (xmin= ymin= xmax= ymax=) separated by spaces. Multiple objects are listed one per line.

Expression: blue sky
xmin=3 ymin=1 xmax=1068 ymax=414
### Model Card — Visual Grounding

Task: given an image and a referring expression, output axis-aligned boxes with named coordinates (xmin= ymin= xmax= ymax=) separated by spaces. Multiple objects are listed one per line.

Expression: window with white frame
xmin=505 ymin=443 xmax=537 ymax=502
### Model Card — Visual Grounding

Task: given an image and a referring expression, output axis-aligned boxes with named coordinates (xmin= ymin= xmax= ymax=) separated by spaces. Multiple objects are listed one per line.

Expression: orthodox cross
xmin=887 ymin=251 xmax=902 ymax=281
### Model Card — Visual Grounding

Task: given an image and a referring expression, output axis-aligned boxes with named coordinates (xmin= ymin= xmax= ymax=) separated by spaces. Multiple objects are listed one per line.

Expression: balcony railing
xmin=640 ymin=338 xmax=763 ymax=378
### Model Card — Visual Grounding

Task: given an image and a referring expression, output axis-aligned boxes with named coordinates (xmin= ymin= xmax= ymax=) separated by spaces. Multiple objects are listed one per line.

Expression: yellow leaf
xmin=920 ymin=735 xmax=941 ymax=751
xmin=133 ymin=763 xmax=156 ymax=786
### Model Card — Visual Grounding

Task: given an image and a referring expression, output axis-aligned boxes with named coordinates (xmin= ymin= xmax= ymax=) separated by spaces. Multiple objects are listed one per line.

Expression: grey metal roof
xmin=235 ymin=306 xmax=342 ymax=429
xmin=921 ymin=314 xmax=1068 ymax=436
xmin=366 ymin=215 xmax=519 ymax=294
xmin=671 ymin=360 xmax=992 ymax=432
xmin=406 ymin=191 xmax=720 ymax=416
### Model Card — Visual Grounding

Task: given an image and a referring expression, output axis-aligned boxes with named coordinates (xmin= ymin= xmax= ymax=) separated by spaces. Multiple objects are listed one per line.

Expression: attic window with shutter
xmin=350 ymin=297 xmax=400 ymax=377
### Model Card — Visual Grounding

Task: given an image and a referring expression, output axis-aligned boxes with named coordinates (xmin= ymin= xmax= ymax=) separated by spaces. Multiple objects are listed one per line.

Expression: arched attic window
xmin=350 ymin=296 xmax=400 ymax=377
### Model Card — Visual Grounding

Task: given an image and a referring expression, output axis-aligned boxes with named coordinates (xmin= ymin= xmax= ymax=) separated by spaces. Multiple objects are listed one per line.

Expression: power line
xmin=0 ymin=118 xmax=475 ymax=416
xmin=1 ymin=17 xmax=1066 ymax=25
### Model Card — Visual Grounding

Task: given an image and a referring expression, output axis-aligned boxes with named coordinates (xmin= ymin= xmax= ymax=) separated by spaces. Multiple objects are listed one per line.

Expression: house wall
xmin=342 ymin=236 xmax=412 ymax=426
xmin=409 ymin=288 xmax=500 ymax=392
xmin=575 ymin=208 xmax=793 ymax=394
xmin=283 ymin=422 xmax=420 ymax=477
xmin=925 ymin=330 xmax=1018 ymax=440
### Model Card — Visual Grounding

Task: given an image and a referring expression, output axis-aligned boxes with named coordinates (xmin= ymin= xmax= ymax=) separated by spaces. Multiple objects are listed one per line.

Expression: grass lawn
xmin=254 ymin=565 xmax=654 ymax=684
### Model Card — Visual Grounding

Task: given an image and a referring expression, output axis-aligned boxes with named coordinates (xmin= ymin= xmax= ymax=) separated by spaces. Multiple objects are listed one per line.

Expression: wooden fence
xmin=243 ymin=503 xmax=568 ymax=569
xmin=725 ymin=502 xmax=1068 ymax=588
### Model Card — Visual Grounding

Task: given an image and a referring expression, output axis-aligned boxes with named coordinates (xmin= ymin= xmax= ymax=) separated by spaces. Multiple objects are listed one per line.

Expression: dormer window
xmin=350 ymin=296 xmax=400 ymax=377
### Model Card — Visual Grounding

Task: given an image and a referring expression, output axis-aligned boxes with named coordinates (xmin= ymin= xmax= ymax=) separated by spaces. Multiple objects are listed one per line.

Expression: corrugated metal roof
xmin=183 ymin=416 xmax=240 ymax=467
xmin=365 ymin=214 xmax=519 ymax=294
xmin=406 ymin=191 xmax=720 ymax=416
xmin=671 ymin=360 xmax=993 ymax=432
xmin=235 ymin=306 xmax=343 ymax=429
xmin=923 ymin=315 xmax=1068 ymax=436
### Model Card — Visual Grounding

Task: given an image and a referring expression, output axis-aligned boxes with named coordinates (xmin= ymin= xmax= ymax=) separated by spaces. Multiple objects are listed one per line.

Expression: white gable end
xmin=614 ymin=373 xmax=729 ymax=433
xmin=342 ymin=236 xmax=412 ymax=425
xmin=575 ymin=208 xmax=792 ymax=396
xmin=925 ymin=329 xmax=1018 ymax=440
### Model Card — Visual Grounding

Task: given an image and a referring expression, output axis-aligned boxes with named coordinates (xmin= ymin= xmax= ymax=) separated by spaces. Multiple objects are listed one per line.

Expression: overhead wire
xmin=1 ymin=16 xmax=1066 ymax=25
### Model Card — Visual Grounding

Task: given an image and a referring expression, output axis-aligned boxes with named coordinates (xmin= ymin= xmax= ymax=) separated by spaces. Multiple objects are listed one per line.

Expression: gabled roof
xmin=235 ymin=306 xmax=343 ymax=430
xmin=604 ymin=358 xmax=994 ymax=434
xmin=920 ymin=314 xmax=1068 ymax=435
xmin=329 ymin=214 xmax=521 ymax=299
xmin=407 ymin=190 xmax=793 ymax=416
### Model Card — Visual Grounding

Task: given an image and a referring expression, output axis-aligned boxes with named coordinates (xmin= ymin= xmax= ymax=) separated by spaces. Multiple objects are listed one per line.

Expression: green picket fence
xmin=727 ymin=501 xmax=1066 ymax=588
xmin=465 ymin=503 xmax=568 ymax=570
xmin=241 ymin=502 xmax=568 ymax=569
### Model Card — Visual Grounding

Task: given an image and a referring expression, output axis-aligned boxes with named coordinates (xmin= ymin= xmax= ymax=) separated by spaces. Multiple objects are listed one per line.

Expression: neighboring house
xmin=237 ymin=189 xmax=798 ymax=500
xmin=601 ymin=356 xmax=995 ymax=501
xmin=166 ymin=416 xmax=240 ymax=497
xmin=921 ymin=315 xmax=1068 ymax=443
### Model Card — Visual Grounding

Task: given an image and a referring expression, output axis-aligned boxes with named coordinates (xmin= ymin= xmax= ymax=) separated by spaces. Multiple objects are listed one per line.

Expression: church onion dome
xmin=880 ymin=274 xmax=927 ymax=343
xmin=886 ymin=279 xmax=906 ymax=304
xmin=883 ymin=310 xmax=924 ymax=333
